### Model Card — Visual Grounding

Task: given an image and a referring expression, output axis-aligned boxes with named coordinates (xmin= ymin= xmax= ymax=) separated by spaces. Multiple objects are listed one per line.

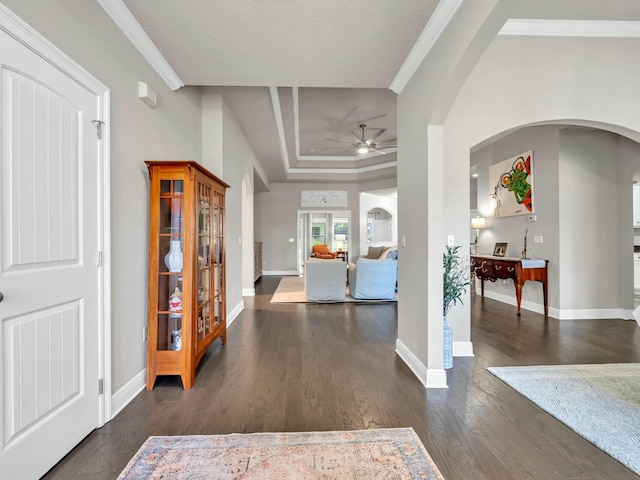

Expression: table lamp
xmin=470 ymin=217 xmax=486 ymax=244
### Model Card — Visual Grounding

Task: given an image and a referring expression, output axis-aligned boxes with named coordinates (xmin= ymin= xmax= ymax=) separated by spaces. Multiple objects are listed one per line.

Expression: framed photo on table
xmin=493 ymin=242 xmax=508 ymax=257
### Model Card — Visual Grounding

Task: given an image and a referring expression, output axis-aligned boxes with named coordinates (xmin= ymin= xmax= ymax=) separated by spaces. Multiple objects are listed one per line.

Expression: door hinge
xmin=98 ymin=378 xmax=104 ymax=395
xmin=97 ymin=251 xmax=103 ymax=267
xmin=91 ymin=119 xmax=105 ymax=140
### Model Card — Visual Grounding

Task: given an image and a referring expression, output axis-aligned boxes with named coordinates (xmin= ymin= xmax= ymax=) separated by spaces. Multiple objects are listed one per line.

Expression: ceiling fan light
xmin=357 ymin=146 xmax=369 ymax=154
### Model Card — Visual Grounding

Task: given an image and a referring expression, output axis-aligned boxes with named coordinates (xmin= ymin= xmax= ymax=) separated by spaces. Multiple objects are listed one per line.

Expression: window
xmin=311 ymin=223 xmax=326 ymax=245
xmin=332 ymin=217 xmax=349 ymax=251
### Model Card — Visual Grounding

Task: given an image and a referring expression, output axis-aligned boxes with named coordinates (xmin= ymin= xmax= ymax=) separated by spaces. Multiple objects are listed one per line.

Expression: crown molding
xmin=286 ymin=161 xmax=397 ymax=176
xmin=96 ymin=0 xmax=183 ymax=91
xmin=389 ymin=0 xmax=464 ymax=94
xmin=390 ymin=8 xmax=640 ymax=94
xmin=269 ymin=86 xmax=292 ymax=175
xmin=499 ymin=19 xmax=640 ymax=38
xmin=296 ymin=150 xmax=397 ymax=162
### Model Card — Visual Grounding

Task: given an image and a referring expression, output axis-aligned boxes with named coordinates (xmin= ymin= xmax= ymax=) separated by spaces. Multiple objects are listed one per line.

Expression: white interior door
xmin=0 ymin=27 xmax=101 ymax=479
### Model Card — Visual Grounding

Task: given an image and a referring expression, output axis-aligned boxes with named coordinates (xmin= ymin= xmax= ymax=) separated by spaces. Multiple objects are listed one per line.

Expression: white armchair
xmin=304 ymin=259 xmax=347 ymax=301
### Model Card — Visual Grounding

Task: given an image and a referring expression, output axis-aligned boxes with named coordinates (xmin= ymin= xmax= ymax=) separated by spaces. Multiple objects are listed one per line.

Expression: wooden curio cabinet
xmin=145 ymin=161 xmax=229 ymax=389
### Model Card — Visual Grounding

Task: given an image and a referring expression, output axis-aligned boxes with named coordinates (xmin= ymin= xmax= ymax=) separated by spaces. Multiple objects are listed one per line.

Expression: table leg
xmin=514 ymin=281 xmax=523 ymax=316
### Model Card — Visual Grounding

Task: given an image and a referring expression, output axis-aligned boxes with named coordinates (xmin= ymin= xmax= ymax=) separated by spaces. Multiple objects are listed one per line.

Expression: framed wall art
xmin=301 ymin=190 xmax=348 ymax=207
xmin=489 ymin=151 xmax=533 ymax=218
xmin=493 ymin=242 xmax=508 ymax=257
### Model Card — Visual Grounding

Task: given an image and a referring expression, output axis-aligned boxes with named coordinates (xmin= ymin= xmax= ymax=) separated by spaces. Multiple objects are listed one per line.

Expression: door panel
xmin=4 ymin=301 xmax=80 ymax=445
xmin=5 ymin=68 xmax=79 ymax=268
xmin=0 ymin=27 xmax=100 ymax=479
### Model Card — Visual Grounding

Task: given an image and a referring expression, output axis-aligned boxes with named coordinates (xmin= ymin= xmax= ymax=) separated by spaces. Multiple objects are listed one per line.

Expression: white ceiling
xmin=100 ymin=0 xmax=446 ymax=189
xmin=121 ymin=0 xmax=439 ymax=88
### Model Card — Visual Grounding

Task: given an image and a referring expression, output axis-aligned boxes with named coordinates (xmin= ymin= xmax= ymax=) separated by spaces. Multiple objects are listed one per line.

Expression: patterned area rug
xmin=488 ymin=363 xmax=640 ymax=475
xmin=271 ymin=276 xmax=397 ymax=303
xmin=117 ymin=428 xmax=443 ymax=479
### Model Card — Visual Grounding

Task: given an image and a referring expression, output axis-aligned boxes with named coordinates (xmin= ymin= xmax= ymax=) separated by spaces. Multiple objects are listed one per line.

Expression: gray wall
xmin=558 ymin=128 xmax=638 ymax=311
xmin=0 ymin=0 xmax=204 ymax=392
xmin=201 ymin=91 xmax=259 ymax=313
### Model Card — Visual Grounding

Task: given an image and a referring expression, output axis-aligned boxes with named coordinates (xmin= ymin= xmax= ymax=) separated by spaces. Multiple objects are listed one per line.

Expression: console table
xmin=470 ymin=255 xmax=549 ymax=316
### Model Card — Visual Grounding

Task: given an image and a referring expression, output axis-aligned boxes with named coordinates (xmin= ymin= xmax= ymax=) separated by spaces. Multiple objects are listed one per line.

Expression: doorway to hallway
xmin=297 ymin=210 xmax=351 ymax=275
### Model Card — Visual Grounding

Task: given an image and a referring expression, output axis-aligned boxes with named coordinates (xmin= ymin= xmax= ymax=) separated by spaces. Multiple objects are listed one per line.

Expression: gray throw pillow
xmin=366 ymin=246 xmax=385 ymax=259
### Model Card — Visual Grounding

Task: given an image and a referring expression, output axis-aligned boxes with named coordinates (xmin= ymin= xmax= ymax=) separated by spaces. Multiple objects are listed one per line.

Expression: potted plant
xmin=442 ymin=245 xmax=470 ymax=369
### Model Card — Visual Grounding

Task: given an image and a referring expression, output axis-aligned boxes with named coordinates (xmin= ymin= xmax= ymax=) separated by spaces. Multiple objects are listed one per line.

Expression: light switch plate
xmin=447 ymin=235 xmax=455 ymax=247
xmin=534 ymin=235 xmax=543 ymax=244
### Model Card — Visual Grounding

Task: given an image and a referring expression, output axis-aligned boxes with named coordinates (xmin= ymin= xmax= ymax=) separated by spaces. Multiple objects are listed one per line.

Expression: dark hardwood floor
xmin=43 ymin=276 xmax=640 ymax=479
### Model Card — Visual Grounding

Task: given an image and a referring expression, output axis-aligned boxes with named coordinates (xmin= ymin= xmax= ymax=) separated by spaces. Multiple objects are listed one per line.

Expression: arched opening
xmin=469 ymin=123 xmax=640 ymax=319
xmin=359 ymin=191 xmax=397 ymax=256
xmin=367 ymin=207 xmax=393 ymax=243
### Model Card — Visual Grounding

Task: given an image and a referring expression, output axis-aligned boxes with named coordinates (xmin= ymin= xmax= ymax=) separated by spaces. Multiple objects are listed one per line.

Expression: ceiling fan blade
xmin=370 ymin=147 xmax=387 ymax=155
xmin=349 ymin=130 xmax=362 ymax=143
xmin=325 ymin=138 xmax=351 ymax=144
xmin=366 ymin=128 xmax=386 ymax=143
xmin=323 ymin=145 xmax=353 ymax=150
xmin=351 ymin=114 xmax=387 ymax=125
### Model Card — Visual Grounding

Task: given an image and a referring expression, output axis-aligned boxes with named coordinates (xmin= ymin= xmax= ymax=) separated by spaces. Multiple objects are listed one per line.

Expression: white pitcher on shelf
xmin=165 ymin=239 xmax=183 ymax=272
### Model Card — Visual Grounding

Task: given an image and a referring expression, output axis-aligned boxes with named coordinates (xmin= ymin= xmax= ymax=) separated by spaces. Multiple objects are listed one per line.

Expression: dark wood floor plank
xmin=42 ymin=280 xmax=640 ymax=480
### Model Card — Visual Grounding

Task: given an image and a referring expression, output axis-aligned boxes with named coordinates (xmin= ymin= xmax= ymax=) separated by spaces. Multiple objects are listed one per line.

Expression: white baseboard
xmin=425 ymin=369 xmax=449 ymax=389
xmin=227 ymin=300 xmax=244 ymax=328
xmin=395 ymin=338 xmax=448 ymax=389
xmin=556 ymin=308 xmax=634 ymax=321
xmin=111 ymin=369 xmax=145 ymax=419
xmin=453 ymin=341 xmax=474 ymax=357
xmin=479 ymin=289 xmax=634 ymax=320
xmin=480 ymin=289 xmax=547 ymax=316
xmin=263 ymin=270 xmax=299 ymax=276
xmin=242 ymin=288 xmax=255 ymax=296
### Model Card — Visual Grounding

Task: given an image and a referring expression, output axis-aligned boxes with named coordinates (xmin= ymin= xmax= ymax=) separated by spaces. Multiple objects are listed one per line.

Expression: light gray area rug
xmin=271 ymin=276 xmax=397 ymax=304
xmin=488 ymin=363 xmax=640 ymax=475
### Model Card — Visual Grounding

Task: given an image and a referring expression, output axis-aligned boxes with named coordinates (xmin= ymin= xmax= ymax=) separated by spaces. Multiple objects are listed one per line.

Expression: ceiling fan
xmin=325 ymin=124 xmax=397 ymax=155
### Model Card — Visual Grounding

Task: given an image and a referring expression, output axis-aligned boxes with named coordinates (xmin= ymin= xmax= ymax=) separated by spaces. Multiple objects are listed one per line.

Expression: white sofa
xmin=362 ymin=245 xmax=398 ymax=261
xmin=304 ymin=259 xmax=347 ymax=301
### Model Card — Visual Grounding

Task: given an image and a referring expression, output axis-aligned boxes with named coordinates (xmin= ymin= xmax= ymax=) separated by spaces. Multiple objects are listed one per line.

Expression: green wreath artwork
xmin=490 ymin=151 xmax=533 ymax=217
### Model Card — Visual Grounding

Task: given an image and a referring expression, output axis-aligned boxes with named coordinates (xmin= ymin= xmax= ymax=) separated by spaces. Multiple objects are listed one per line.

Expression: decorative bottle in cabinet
xmin=145 ymin=160 xmax=229 ymax=389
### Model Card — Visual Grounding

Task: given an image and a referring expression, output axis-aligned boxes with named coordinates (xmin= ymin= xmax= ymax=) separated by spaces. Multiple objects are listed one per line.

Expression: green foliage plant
xmin=443 ymin=245 xmax=470 ymax=316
